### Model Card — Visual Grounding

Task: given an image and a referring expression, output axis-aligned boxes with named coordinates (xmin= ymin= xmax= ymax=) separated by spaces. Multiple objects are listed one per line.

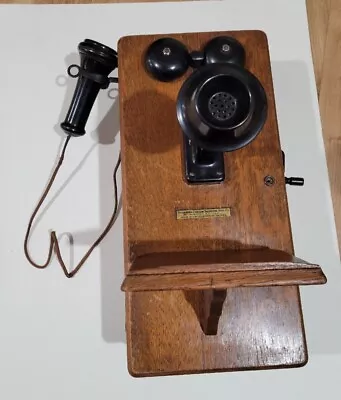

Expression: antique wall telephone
xmin=24 ymin=31 xmax=327 ymax=377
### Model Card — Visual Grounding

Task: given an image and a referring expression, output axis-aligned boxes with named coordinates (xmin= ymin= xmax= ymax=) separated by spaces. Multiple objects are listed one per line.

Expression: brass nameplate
xmin=176 ymin=208 xmax=231 ymax=220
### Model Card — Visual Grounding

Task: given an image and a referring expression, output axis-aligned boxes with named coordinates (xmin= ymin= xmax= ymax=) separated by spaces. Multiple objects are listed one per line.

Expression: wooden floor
xmin=1 ymin=0 xmax=341 ymax=252
xmin=306 ymin=0 xmax=341 ymax=253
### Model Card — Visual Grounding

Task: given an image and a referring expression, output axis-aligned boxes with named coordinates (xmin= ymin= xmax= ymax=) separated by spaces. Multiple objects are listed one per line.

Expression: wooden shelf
xmin=122 ymin=249 xmax=326 ymax=291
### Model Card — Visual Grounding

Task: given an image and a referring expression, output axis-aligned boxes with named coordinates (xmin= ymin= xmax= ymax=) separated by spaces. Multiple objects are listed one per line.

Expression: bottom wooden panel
xmin=126 ymin=286 xmax=307 ymax=377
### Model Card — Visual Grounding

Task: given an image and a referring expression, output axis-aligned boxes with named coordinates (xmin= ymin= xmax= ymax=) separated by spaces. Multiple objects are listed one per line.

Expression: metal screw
xmin=264 ymin=176 xmax=275 ymax=186
xmin=221 ymin=44 xmax=230 ymax=53
xmin=162 ymin=47 xmax=171 ymax=56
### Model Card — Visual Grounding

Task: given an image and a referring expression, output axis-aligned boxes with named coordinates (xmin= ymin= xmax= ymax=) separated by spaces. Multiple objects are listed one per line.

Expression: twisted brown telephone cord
xmin=24 ymin=135 xmax=121 ymax=278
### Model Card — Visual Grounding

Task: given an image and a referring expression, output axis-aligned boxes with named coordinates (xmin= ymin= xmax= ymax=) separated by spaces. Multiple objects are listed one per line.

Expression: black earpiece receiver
xmin=144 ymin=37 xmax=191 ymax=82
xmin=24 ymin=39 xmax=121 ymax=278
xmin=61 ymin=39 xmax=118 ymax=137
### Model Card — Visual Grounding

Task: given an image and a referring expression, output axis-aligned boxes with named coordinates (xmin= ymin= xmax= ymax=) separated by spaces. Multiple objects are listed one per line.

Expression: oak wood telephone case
xmin=26 ymin=29 xmax=327 ymax=378
xmin=116 ymin=30 xmax=326 ymax=377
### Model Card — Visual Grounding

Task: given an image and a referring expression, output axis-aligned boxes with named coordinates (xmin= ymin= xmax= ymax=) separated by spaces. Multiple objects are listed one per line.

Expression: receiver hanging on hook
xmin=61 ymin=39 xmax=118 ymax=137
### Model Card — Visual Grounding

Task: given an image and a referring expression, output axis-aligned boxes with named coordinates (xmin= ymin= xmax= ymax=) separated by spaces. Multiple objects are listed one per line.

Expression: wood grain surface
xmin=127 ymin=249 xmax=323 ymax=274
xmin=118 ymin=30 xmax=313 ymax=376
xmin=306 ymin=0 xmax=331 ymax=96
xmin=306 ymin=0 xmax=341 ymax=251
xmin=127 ymin=287 xmax=308 ymax=376
xmin=317 ymin=0 xmax=341 ymax=252
xmin=122 ymin=249 xmax=326 ymax=291
xmin=119 ymin=30 xmax=294 ymax=263
xmin=123 ymin=269 xmax=326 ymax=291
